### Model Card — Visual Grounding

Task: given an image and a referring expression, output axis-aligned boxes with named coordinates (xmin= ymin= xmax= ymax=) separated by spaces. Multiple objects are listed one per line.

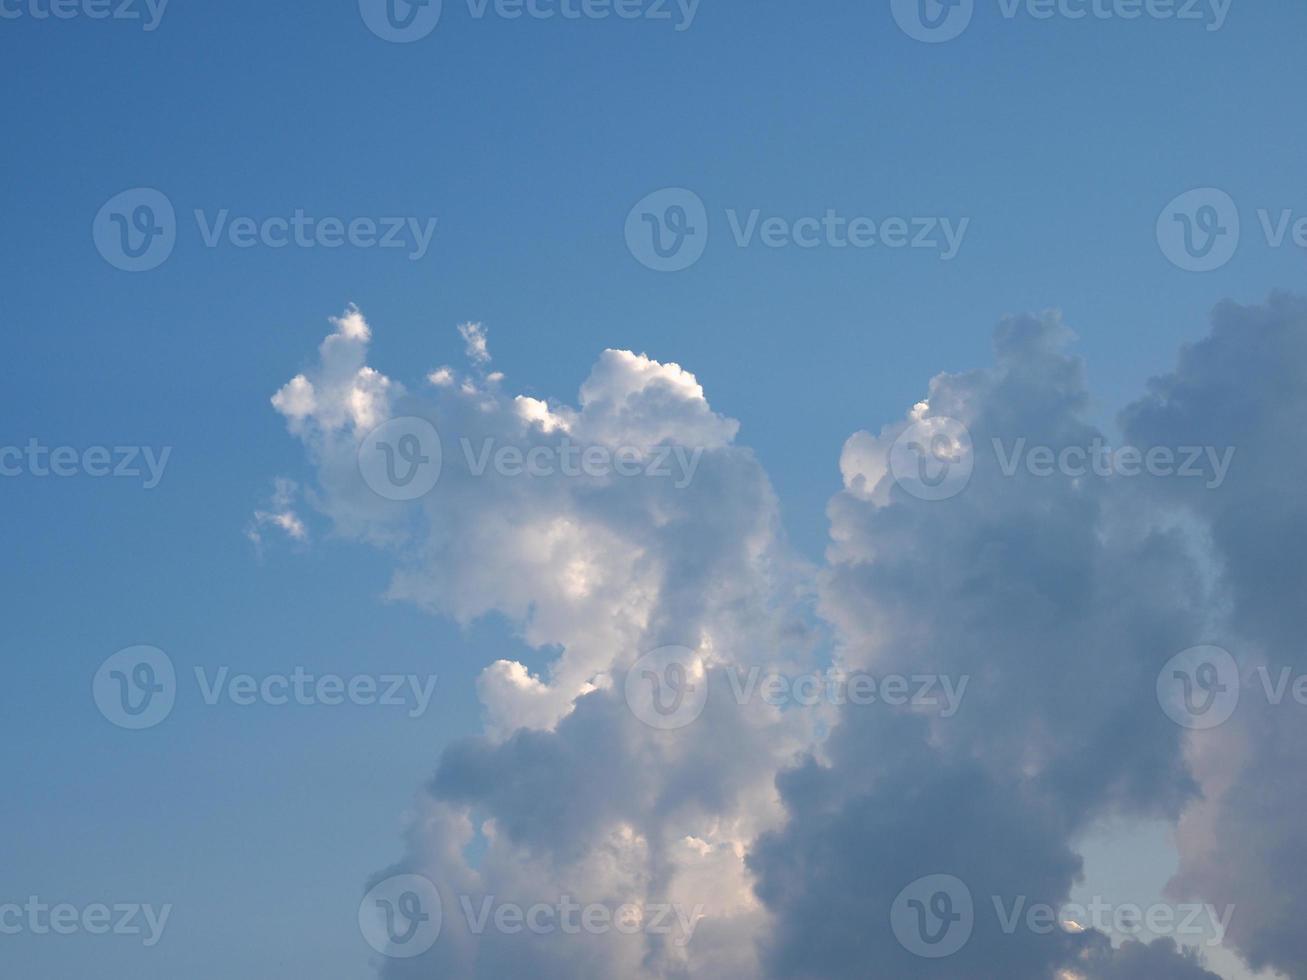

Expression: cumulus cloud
xmin=266 ymin=299 xmax=1307 ymax=979
xmin=751 ymin=311 xmax=1213 ymax=979
xmin=1119 ymin=294 xmax=1307 ymax=978
xmin=268 ymin=308 xmax=824 ymax=978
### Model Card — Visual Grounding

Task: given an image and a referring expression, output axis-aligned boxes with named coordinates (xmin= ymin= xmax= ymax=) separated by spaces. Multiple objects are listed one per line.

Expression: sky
xmin=2 ymin=1 xmax=1306 ymax=978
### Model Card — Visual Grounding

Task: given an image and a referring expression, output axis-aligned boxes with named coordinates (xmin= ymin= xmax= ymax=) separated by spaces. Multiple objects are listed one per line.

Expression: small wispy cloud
xmin=246 ymin=477 xmax=307 ymax=553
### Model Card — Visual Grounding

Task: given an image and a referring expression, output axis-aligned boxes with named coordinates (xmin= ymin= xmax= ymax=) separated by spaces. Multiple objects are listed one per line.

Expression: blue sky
xmin=3 ymin=2 xmax=1306 ymax=978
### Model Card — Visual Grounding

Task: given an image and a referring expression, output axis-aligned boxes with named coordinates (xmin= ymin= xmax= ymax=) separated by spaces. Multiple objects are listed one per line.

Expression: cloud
xmin=246 ymin=477 xmax=307 ymax=549
xmin=266 ymin=300 xmax=1307 ymax=979
xmin=1079 ymin=936 xmax=1224 ymax=979
xmin=1120 ymin=293 xmax=1307 ymax=978
xmin=750 ymin=311 xmax=1210 ymax=978
xmin=459 ymin=321 xmax=491 ymax=366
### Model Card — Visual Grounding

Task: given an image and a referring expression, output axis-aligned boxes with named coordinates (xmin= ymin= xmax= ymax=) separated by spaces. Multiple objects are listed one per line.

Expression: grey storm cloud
xmin=1122 ymin=293 xmax=1307 ymax=978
